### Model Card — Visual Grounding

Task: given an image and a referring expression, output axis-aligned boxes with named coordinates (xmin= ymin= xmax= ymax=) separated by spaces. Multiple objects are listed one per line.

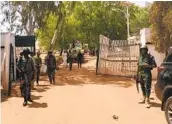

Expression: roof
xmin=15 ymin=36 xmax=36 ymax=47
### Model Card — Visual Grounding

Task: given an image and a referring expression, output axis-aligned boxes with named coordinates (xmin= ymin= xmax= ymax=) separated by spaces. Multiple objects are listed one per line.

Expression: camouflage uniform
xmin=46 ymin=51 xmax=56 ymax=84
xmin=33 ymin=55 xmax=42 ymax=85
xmin=138 ymin=46 xmax=157 ymax=107
xmin=22 ymin=49 xmax=35 ymax=106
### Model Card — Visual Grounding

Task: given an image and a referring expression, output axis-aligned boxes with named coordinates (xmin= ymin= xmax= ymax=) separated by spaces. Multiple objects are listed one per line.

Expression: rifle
xmin=134 ymin=66 xmax=140 ymax=93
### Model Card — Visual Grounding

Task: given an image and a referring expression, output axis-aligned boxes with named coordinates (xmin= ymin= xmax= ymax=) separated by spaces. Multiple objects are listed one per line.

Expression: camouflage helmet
xmin=140 ymin=45 xmax=148 ymax=51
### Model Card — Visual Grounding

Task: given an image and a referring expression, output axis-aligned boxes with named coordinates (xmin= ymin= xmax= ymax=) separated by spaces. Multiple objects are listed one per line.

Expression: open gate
xmin=96 ymin=35 xmax=140 ymax=77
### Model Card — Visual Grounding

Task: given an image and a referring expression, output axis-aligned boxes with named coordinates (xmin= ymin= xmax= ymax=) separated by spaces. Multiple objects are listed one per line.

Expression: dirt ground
xmin=1 ymin=56 xmax=167 ymax=124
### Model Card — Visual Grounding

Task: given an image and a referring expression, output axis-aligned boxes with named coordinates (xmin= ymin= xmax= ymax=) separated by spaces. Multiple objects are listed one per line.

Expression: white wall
xmin=0 ymin=32 xmax=16 ymax=93
xmin=147 ymin=44 xmax=165 ymax=79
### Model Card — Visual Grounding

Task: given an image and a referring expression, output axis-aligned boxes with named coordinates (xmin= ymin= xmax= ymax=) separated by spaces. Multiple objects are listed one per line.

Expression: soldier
xmin=22 ymin=49 xmax=35 ymax=106
xmin=16 ymin=52 xmax=25 ymax=96
xmin=68 ymin=50 xmax=73 ymax=71
xmin=34 ymin=51 xmax=42 ymax=85
xmin=77 ymin=50 xmax=83 ymax=68
xmin=46 ymin=50 xmax=57 ymax=84
xmin=138 ymin=45 xmax=157 ymax=108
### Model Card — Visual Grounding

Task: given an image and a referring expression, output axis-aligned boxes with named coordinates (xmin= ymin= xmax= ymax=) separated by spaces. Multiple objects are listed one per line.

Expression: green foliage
xmin=37 ymin=1 xmax=150 ymax=50
xmin=149 ymin=1 xmax=172 ymax=52
xmin=2 ymin=1 xmax=150 ymax=50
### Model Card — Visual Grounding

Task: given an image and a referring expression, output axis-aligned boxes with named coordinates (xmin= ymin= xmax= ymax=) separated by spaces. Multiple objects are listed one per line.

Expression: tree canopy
xmin=149 ymin=1 xmax=172 ymax=53
xmin=1 ymin=1 xmax=150 ymax=51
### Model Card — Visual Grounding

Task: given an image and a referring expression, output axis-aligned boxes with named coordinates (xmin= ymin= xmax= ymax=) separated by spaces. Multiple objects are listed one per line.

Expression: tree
xmin=1 ymin=1 xmax=58 ymax=35
xmin=149 ymin=1 xmax=172 ymax=53
xmin=35 ymin=1 xmax=151 ymax=50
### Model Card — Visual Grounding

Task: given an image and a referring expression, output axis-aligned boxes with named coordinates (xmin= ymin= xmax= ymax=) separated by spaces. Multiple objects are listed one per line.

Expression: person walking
xmin=22 ymin=49 xmax=35 ymax=106
xmin=62 ymin=50 xmax=68 ymax=68
xmin=34 ymin=51 xmax=42 ymax=85
xmin=45 ymin=50 xmax=57 ymax=84
xmin=138 ymin=45 xmax=157 ymax=108
xmin=77 ymin=50 xmax=83 ymax=68
xmin=68 ymin=50 xmax=73 ymax=71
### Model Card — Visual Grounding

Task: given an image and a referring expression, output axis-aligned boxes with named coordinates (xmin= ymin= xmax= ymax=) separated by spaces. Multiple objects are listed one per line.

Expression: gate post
xmin=96 ymin=48 xmax=99 ymax=75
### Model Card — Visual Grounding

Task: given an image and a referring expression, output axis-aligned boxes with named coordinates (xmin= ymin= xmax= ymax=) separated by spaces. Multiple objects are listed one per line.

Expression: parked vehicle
xmin=154 ymin=52 xmax=172 ymax=124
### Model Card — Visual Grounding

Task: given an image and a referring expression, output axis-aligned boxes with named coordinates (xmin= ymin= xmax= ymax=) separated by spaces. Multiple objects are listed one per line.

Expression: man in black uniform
xmin=77 ymin=50 xmax=83 ymax=68
xmin=22 ymin=49 xmax=35 ymax=106
xmin=46 ymin=50 xmax=57 ymax=84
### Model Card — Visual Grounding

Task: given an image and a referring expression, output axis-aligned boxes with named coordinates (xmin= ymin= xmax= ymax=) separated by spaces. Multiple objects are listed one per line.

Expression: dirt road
xmin=1 ymin=56 xmax=166 ymax=124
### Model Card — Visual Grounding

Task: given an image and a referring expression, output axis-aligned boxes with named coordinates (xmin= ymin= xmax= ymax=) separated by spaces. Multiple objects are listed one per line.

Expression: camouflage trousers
xmin=47 ymin=67 xmax=55 ymax=83
xmin=140 ymin=71 xmax=152 ymax=98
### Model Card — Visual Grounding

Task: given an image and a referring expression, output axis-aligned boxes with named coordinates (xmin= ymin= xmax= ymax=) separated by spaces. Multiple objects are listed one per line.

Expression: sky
xmin=133 ymin=1 xmax=153 ymax=7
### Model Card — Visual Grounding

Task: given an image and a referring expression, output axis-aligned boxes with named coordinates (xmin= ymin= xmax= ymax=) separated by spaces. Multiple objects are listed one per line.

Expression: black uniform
xmin=77 ymin=52 xmax=83 ymax=68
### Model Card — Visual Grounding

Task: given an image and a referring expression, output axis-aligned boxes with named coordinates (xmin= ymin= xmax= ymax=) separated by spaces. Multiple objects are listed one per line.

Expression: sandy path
xmin=1 ymin=56 xmax=166 ymax=124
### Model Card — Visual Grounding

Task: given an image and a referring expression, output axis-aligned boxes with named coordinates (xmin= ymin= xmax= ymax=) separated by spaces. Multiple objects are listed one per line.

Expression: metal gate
xmin=96 ymin=35 xmax=140 ymax=77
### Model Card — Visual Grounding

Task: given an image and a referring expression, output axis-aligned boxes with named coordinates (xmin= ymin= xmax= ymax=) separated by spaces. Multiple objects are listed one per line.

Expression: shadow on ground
xmin=27 ymin=101 xmax=48 ymax=108
xmin=1 ymin=81 xmax=50 ymax=103
xmin=54 ymin=66 xmax=133 ymax=88
xmin=150 ymin=102 xmax=161 ymax=108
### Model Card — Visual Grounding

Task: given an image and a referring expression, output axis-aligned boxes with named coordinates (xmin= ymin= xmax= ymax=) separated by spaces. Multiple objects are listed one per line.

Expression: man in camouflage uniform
xmin=33 ymin=51 xmax=42 ymax=85
xmin=138 ymin=45 xmax=157 ymax=108
xmin=46 ymin=50 xmax=56 ymax=84
xmin=16 ymin=52 xmax=25 ymax=96
xmin=22 ymin=49 xmax=35 ymax=106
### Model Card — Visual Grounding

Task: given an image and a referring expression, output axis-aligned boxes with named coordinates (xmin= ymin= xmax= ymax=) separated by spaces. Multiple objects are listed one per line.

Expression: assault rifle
xmin=134 ymin=65 xmax=141 ymax=93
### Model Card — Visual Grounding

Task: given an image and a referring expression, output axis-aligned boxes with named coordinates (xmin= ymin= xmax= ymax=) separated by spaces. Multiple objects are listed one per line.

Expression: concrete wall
xmin=1 ymin=32 xmax=16 ymax=94
xmin=147 ymin=44 xmax=165 ymax=79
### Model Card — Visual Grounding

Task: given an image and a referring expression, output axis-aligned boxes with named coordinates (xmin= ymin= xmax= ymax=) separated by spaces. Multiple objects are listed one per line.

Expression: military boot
xmin=145 ymin=98 xmax=151 ymax=108
xmin=23 ymin=101 xmax=27 ymax=106
xmin=139 ymin=96 xmax=146 ymax=104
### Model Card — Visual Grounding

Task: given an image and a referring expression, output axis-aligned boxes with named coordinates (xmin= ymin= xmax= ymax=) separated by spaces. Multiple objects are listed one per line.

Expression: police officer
xmin=22 ymin=49 xmax=35 ymax=106
xmin=46 ymin=50 xmax=56 ymax=84
xmin=138 ymin=45 xmax=157 ymax=108
xmin=34 ymin=51 xmax=42 ymax=85
xmin=16 ymin=52 xmax=25 ymax=96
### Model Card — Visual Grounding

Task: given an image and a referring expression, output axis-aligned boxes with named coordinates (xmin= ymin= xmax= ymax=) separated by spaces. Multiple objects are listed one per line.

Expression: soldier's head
xmin=140 ymin=45 xmax=148 ymax=55
xmin=22 ymin=48 xmax=31 ymax=58
xmin=48 ymin=50 xmax=53 ymax=56
xmin=37 ymin=51 xmax=41 ymax=57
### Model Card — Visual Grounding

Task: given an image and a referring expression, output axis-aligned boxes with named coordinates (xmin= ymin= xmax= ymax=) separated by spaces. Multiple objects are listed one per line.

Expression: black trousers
xmin=78 ymin=59 xmax=82 ymax=68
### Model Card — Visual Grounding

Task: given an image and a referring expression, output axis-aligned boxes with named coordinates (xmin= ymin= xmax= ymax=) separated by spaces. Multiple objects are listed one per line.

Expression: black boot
xmin=23 ymin=101 xmax=27 ymax=106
